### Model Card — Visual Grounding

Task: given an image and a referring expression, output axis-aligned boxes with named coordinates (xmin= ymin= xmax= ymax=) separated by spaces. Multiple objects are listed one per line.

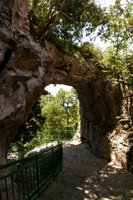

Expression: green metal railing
xmin=0 ymin=143 xmax=63 ymax=200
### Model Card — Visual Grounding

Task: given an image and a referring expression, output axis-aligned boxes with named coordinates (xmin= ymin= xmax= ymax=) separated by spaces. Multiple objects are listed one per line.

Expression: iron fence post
xmin=61 ymin=144 xmax=63 ymax=170
xmin=0 ymin=143 xmax=63 ymax=200
xmin=35 ymin=155 xmax=40 ymax=197
xmin=0 ymin=189 xmax=2 ymax=200
xmin=52 ymin=148 xmax=55 ymax=180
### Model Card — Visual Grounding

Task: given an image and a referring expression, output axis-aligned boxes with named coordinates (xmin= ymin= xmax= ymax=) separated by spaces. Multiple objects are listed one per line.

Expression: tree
xmin=56 ymin=88 xmax=79 ymax=130
xmin=28 ymin=0 xmax=108 ymax=53
xmin=1 ymin=0 xmax=107 ymax=162
xmin=0 ymin=0 xmax=127 ymax=163
xmin=40 ymin=88 xmax=79 ymax=139
xmin=101 ymin=0 xmax=133 ymax=86
xmin=11 ymin=99 xmax=45 ymax=151
xmin=41 ymin=94 xmax=66 ymax=130
xmin=99 ymin=0 xmax=133 ymax=120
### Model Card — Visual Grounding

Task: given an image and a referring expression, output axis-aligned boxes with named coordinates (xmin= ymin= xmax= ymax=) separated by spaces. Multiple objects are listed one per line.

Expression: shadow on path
xmin=38 ymin=141 xmax=133 ymax=200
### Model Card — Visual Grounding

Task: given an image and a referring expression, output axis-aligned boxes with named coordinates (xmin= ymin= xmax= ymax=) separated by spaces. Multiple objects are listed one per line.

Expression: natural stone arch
xmin=46 ymin=74 xmax=122 ymax=158
xmin=0 ymin=0 xmax=122 ymax=163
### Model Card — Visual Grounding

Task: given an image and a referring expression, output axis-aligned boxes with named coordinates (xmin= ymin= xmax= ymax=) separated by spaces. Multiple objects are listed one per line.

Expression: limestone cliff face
xmin=76 ymin=80 xmax=122 ymax=155
xmin=0 ymin=0 xmax=123 ymax=162
xmin=0 ymin=0 xmax=47 ymax=161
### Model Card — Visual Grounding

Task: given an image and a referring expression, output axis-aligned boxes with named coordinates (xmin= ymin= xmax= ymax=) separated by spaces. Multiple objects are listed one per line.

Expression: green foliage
xmin=41 ymin=94 xmax=66 ymax=131
xmin=102 ymin=47 xmax=133 ymax=84
xmin=28 ymin=0 xmax=107 ymax=53
xmin=40 ymin=88 xmax=79 ymax=139
xmin=12 ymin=100 xmax=45 ymax=147
xmin=9 ymin=88 xmax=79 ymax=154
xmin=56 ymin=88 xmax=79 ymax=129
xmin=78 ymin=42 xmax=102 ymax=63
xmin=29 ymin=0 xmax=133 ymax=84
xmin=101 ymin=0 xmax=133 ymax=85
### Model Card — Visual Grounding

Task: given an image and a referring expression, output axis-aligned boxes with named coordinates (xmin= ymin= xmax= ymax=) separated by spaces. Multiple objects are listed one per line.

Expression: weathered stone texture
xmin=98 ymin=118 xmax=133 ymax=172
xmin=0 ymin=0 xmax=129 ymax=170
xmin=76 ymin=80 xmax=122 ymax=154
xmin=109 ymin=130 xmax=129 ymax=167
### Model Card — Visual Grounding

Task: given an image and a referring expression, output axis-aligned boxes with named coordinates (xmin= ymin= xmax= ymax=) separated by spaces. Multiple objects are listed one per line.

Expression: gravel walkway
xmin=38 ymin=140 xmax=133 ymax=200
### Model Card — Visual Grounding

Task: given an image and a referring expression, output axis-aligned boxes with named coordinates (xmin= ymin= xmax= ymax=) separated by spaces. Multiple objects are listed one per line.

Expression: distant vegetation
xmin=9 ymin=88 xmax=79 ymax=154
xmin=9 ymin=0 xmax=133 ymax=155
xmin=29 ymin=0 xmax=133 ymax=85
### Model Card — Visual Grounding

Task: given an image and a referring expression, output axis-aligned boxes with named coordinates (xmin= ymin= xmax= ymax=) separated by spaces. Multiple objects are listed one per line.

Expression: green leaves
xmin=78 ymin=42 xmax=102 ymax=63
xmin=40 ymin=88 xmax=79 ymax=132
xmin=41 ymin=95 xmax=66 ymax=131
xmin=29 ymin=0 xmax=107 ymax=52
xmin=10 ymin=100 xmax=45 ymax=153
xmin=101 ymin=0 xmax=133 ymax=86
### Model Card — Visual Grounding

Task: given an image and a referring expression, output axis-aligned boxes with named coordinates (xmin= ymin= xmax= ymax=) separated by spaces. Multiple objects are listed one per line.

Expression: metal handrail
xmin=0 ymin=143 xmax=63 ymax=200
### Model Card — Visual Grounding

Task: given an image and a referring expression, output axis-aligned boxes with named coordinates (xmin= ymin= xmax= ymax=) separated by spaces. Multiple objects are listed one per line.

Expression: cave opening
xmin=8 ymin=83 xmax=81 ymax=159
xmin=45 ymin=84 xmax=80 ymax=135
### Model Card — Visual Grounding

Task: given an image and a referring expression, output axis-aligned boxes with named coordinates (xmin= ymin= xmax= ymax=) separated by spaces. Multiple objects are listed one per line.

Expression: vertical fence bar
xmin=0 ymin=144 xmax=63 ymax=200
xmin=16 ymin=175 xmax=21 ymax=200
xmin=52 ymin=148 xmax=55 ymax=180
xmin=35 ymin=155 xmax=40 ymax=197
xmin=21 ymin=169 xmax=25 ymax=199
xmin=33 ymin=163 xmax=36 ymax=190
xmin=11 ymin=175 xmax=15 ymax=200
xmin=25 ymin=168 xmax=29 ymax=199
xmin=5 ymin=178 xmax=9 ymax=200
xmin=29 ymin=166 xmax=33 ymax=193
xmin=0 ymin=188 xmax=2 ymax=200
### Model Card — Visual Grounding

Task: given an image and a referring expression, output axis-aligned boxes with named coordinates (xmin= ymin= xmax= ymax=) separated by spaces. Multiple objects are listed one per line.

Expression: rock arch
xmin=0 ymin=0 xmax=122 ymax=163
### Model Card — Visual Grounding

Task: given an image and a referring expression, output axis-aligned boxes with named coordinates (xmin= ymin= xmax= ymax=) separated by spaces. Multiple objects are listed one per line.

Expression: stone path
xmin=38 ymin=140 xmax=133 ymax=200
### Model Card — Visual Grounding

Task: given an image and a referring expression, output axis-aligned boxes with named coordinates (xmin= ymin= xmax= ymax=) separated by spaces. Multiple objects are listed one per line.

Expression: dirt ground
xmin=37 ymin=140 xmax=133 ymax=200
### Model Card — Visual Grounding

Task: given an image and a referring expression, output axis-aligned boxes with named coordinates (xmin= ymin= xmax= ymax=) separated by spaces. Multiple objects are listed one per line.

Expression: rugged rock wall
xmin=98 ymin=118 xmax=133 ymax=172
xmin=0 ymin=0 xmax=123 ymax=164
xmin=0 ymin=0 xmax=48 ymax=162
xmin=76 ymin=80 xmax=122 ymax=155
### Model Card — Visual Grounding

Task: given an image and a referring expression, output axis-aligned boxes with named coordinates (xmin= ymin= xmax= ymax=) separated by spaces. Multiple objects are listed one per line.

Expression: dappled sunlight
xmin=38 ymin=141 xmax=133 ymax=200
xmin=63 ymin=139 xmax=82 ymax=147
xmin=80 ymin=160 xmax=133 ymax=200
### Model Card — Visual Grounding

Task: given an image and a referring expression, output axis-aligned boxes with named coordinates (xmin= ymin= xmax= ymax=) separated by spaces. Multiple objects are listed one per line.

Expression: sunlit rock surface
xmin=0 ymin=0 xmax=129 ymax=168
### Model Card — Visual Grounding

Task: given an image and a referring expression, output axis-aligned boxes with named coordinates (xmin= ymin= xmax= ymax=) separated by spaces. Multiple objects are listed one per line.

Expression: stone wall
xmin=98 ymin=118 xmax=133 ymax=172
xmin=76 ymin=80 xmax=122 ymax=155
xmin=0 ymin=0 xmax=131 ymax=171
